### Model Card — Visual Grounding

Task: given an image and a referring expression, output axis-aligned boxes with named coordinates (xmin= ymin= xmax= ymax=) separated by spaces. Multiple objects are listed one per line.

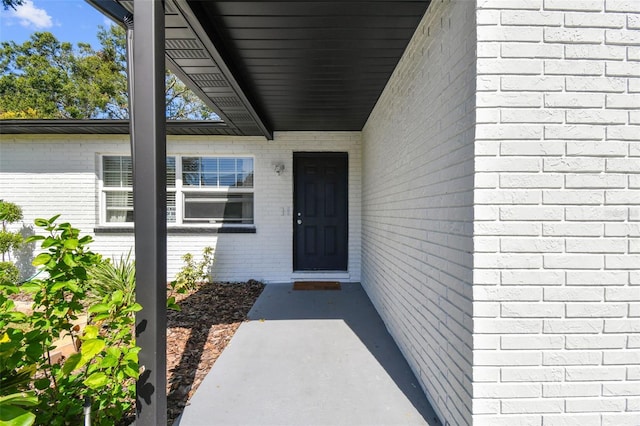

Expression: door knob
xmin=297 ymin=219 xmax=303 ymax=225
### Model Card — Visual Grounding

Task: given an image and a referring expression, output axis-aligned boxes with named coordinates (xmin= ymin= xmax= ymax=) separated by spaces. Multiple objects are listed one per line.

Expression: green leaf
xmin=80 ymin=338 xmax=105 ymax=359
xmin=88 ymin=303 xmax=109 ymax=314
xmin=62 ymin=252 xmax=76 ymax=267
xmin=65 ymin=280 xmax=81 ymax=293
xmin=111 ymin=290 xmax=123 ymax=304
xmin=49 ymin=271 xmax=64 ymax=281
xmin=0 ymin=285 xmax=18 ymax=295
xmin=129 ymin=302 xmax=143 ymax=312
xmin=167 ymin=297 xmax=181 ymax=312
xmin=47 ymin=214 xmax=61 ymax=224
xmin=124 ymin=362 xmax=139 ymax=379
xmin=0 ymin=404 xmax=36 ymax=426
xmin=52 ymin=305 xmax=68 ymax=318
xmin=71 ymin=266 xmax=87 ymax=280
xmin=57 ymin=222 xmax=72 ymax=230
xmin=24 ymin=235 xmax=44 ymax=243
xmin=31 ymin=253 xmax=51 ymax=266
xmin=98 ymin=354 xmax=118 ymax=368
xmin=41 ymin=237 xmax=57 ymax=248
xmin=78 ymin=235 xmax=93 ymax=244
xmin=82 ymin=325 xmax=99 ymax=339
xmin=33 ymin=218 xmax=49 ymax=227
xmin=91 ymin=313 xmax=109 ymax=321
xmin=24 ymin=329 xmax=43 ymax=341
xmin=63 ymin=239 xmax=79 ymax=250
xmin=123 ymin=347 xmax=140 ymax=360
xmin=50 ymin=281 xmax=68 ymax=292
xmin=61 ymin=353 xmax=84 ymax=375
xmin=83 ymin=372 xmax=108 ymax=389
xmin=0 ymin=392 xmax=38 ymax=407
xmin=33 ymin=378 xmax=50 ymax=391
xmin=105 ymin=346 xmax=121 ymax=358
xmin=7 ymin=312 xmax=27 ymax=322
xmin=17 ymin=282 xmax=39 ymax=293
xmin=24 ymin=344 xmax=43 ymax=360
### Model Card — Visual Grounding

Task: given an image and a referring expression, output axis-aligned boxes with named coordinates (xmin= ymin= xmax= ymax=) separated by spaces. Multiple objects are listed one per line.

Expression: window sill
xmin=94 ymin=226 xmax=256 ymax=235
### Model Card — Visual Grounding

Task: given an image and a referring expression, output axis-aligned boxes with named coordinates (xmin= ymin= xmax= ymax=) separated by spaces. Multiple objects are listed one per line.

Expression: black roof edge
xmin=0 ymin=119 xmax=253 ymax=136
xmin=85 ymin=0 xmax=274 ymax=140
xmin=85 ymin=0 xmax=130 ymax=28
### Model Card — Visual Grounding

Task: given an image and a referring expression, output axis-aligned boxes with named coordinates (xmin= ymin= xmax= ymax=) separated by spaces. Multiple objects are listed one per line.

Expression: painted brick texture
xmin=362 ymin=1 xmax=477 ymax=424
xmin=474 ymin=0 xmax=640 ymax=425
xmin=2 ymin=1 xmax=639 ymax=424
xmin=0 ymin=132 xmax=362 ymax=282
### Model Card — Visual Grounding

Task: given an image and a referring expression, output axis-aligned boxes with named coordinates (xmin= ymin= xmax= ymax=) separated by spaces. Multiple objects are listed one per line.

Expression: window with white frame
xmin=101 ymin=155 xmax=253 ymax=226
xmin=181 ymin=157 xmax=254 ymax=224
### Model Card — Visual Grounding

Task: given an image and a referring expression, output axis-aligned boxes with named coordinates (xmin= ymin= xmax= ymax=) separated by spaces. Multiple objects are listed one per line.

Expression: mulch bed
xmin=166 ymin=280 xmax=265 ymax=425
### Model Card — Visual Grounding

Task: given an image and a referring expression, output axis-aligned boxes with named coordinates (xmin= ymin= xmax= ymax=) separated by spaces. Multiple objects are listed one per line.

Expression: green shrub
xmin=0 ymin=215 xmax=140 ymax=426
xmin=0 ymin=201 xmax=23 ymax=224
xmin=166 ymin=246 xmax=215 ymax=311
xmin=0 ymin=290 xmax=38 ymax=426
xmin=86 ymin=250 xmax=135 ymax=307
xmin=172 ymin=246 xmax=214 ymax=293
xmin=0 ymin=200 xmax=23 ymax=264
xmin=0 ymin=261 xmax=19 ymax=285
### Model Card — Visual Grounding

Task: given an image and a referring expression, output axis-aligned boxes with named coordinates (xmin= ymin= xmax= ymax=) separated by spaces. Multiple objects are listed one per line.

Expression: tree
xmin=0 ymin=200 xmax=23 ymax=262
xmin=0 ymin=25 xmax=218 ymax=120
xmin=1 ymin=0 xmax=23 ymax=10
xmin=1 ymin=32 xmax=74 ymax=118
xmin=0 ymin=200 xmax=23 ymax=285
xmin=165 ymin=72 xmax=219 ymax=120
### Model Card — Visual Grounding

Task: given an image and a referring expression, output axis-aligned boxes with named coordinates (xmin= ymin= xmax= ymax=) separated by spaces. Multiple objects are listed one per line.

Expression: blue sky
xmin=0 ymin=0 xmax=112 ymax=48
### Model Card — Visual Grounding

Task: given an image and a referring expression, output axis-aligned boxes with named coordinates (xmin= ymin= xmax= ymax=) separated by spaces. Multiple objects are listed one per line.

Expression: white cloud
xmin=12 ymin=1 xmax=53 ymax=29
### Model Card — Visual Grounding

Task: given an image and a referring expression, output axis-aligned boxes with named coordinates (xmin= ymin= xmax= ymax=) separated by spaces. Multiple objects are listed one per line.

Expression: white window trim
xmin=98 ymin=154 xmax=255 ymax=228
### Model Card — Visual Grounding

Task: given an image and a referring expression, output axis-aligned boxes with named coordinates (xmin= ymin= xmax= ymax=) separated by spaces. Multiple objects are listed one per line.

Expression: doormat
xmin=293 ymin=281 xmax=341 ymax=290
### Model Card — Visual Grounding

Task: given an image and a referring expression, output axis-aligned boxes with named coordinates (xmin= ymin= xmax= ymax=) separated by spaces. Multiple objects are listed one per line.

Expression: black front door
xmin=293 ymin=153 xmax=348 ymax=271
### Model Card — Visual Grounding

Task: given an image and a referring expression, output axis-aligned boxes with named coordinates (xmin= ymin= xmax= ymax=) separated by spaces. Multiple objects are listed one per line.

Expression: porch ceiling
xmin=88 ymin=0 xmax=431 ymax=137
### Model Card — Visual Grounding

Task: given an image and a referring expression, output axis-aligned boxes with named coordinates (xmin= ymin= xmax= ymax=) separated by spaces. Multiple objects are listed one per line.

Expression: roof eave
xmin=0 ymin=119 xmax=247 ymax=136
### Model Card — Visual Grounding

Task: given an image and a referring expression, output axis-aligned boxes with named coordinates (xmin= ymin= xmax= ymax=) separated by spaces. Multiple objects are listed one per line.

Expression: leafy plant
xmin=0 ymin=200 xmax=23 ymax=287
xmin=59 ymin=290 xmax=140 ymax=425
xmin=0 ymin=391 xmax=38 ymax=426
xmin=85 ymin=250 xmax=183 ymax=314
xmin=172 ymin=246 xmax=214 ymax=293
xmin=0 ymin=290 xmax=38 ymax=426
xmin=0 ymin=27 xmax=217 ymax=120
xmin=0 ymin=200 xmax=23 ymax=262
xmin=0 ymin=261 xmax=19 ymax=285
xmin=86 ymin=250 xmax=135 ymax=307
xmin=167 ymin=247 xmax=215 ymax=311
xmin=0 ymin=200 xmax=22 ymax=227
xmin=0 ymin=215 xmax=140 ymax=426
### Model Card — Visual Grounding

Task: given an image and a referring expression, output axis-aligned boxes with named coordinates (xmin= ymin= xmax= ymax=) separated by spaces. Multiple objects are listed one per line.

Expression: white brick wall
xmin=2 ymin=1 xmax=638 ymax=424
xmin=362 ymin=1 xmax=477 ymax=424
xmin=474 ymin=1 xmax=640 ymax=425
xmin=0 ymin=132 xmax=362 ymax=283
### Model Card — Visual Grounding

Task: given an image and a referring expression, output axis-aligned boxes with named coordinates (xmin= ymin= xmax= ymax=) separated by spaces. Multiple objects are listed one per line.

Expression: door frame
xmin=292 ymin=152 xmax=349 ymax=272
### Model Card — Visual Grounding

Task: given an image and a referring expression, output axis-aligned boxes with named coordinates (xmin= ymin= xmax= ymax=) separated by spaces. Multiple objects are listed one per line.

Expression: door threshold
xmin=293 ymin=281 xmax=341 ymax=290
xmin=292 ymin=271 xmax=350 ymax=281
xmin=291 ymin=271 xmax=350 ymax=280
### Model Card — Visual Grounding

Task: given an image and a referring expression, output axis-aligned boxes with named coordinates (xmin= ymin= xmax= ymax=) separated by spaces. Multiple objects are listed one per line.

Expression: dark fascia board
xmin=85 ymin=0 xmax=130 ymax=28
xmin=0 ymin=119 xmax=244 ymax=136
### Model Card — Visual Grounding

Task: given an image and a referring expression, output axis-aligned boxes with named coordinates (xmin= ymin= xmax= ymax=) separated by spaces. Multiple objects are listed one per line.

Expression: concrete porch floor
xmin=176 ymin=283 xmax=441 ymax=426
